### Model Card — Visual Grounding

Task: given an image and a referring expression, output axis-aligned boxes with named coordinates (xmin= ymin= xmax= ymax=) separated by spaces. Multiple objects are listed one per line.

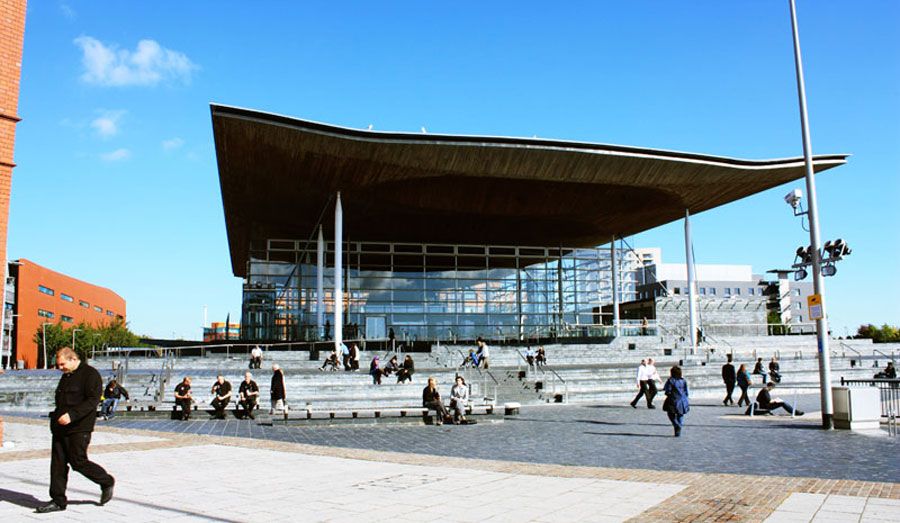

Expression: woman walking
xmin=736 ymin=363 xmax=752 ymax=407
xmin=663 ymin=365 xmax=689 ymax=437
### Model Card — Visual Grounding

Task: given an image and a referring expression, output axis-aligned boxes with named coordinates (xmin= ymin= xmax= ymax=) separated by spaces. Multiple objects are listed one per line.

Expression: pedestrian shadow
xmin=584 ymin=431 xmax=671 ymax=438
xmin=0 ymin=488 xmax=97 ymax=509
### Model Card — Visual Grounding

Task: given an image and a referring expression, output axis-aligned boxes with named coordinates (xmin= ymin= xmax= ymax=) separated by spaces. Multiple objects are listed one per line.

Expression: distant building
xmin=203 ymin=322 xmax=241 ymax=342
xmin=619 ymin=251 xmax=815 ymax=338
xmin=4 ymin=259 xmax=126 ymax=369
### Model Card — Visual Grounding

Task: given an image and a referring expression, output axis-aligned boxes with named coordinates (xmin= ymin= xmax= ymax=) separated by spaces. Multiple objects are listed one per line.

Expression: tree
xmin=33 ymin=318 xmax=148 ymax=365
xmin=857 ymin=324 xmax=900 ymax=343
xmin=768 ymin=311 xmax=787 ymax=336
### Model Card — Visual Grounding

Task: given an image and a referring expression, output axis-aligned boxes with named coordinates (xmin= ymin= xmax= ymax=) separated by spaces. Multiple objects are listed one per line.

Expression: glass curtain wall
xmin=241 ymin=241 xmax=641 ymax=342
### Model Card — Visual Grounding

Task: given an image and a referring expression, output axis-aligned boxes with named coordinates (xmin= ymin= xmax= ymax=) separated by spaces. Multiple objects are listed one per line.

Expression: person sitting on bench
xmin=211 ymin=375 xmax=232 ymax=419
xmin=752 ymin=382 xmax=803 ymax=416
xmin=397 ymin=355 xmax=415 ymax=384
xmin=423 ymin=377 xmax=450 ymax=425
xmin=238 ymin=372 xmax=259 ymax=420
xmin=450 ymin=375 xmax=469 ymax=425
xmin=383 ymin=356 xmax=399 ymax=376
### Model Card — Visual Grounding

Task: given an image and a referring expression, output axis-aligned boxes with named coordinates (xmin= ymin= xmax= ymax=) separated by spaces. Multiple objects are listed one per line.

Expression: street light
xmin=72 ymin=328 xmax=82 ymax=353
xmin=788 ymin=0 xmax=833 ymax=429
xmin=42 ymin=322 xmax=53 ymax=369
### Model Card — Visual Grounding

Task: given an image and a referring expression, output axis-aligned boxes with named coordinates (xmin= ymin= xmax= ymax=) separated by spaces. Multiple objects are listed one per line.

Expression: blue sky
xmin=10 ymin=1 xmax=899 ymax=339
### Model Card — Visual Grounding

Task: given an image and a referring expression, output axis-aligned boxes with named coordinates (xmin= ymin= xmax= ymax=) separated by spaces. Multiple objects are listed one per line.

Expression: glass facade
xmin=241 ymin=240 xmax=641 ymax=342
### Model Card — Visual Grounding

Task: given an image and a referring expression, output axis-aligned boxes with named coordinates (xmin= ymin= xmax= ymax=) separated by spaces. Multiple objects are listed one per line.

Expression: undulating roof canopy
xmin=211 ymin=104 xmax=847 ymax=277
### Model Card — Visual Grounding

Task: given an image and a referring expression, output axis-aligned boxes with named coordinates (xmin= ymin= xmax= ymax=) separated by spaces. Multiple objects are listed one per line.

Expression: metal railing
xmin=455 ymin=350 xmax=498 ymax=405
xmin=510 ymin=346 xmax=567 ymax=403
xmin=840 ymin=378 xmax=900 ymax=418
xmin=872 ymin=348 xmax=896 ymax=364
xmin=838 ymin=341 xmax=862 ymax=362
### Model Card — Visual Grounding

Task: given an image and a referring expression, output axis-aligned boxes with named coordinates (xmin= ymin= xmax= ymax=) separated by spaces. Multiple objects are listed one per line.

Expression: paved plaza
xmin=1 ymin=397 xmax=898 ymax=522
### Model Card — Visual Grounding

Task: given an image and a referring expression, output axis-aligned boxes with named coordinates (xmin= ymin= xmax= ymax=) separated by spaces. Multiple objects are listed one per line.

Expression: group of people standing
xmin=721 ymin=354 xmax=801 ymax=415
xmin=319 ymin=343 xmax=361 ymax=371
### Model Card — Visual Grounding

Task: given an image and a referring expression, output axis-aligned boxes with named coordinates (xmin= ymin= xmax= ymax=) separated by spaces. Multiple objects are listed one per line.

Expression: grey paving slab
xmin=0 ymin=443 xmax=684 ymax=522
xmin=43 ymin=394 xmax=899 ymax=483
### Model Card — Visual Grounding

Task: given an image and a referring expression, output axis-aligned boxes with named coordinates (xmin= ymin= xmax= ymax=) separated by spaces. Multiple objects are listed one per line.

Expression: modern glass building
xmin=211 ymin=104 xmax=847 ymax=345
xmin=242 ymin=239 xmax=642 ymax=342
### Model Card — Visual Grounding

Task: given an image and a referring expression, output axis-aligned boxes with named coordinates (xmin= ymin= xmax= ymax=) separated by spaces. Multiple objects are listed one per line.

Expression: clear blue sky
xmin=10 ymin=1 xmax=899 ymax=339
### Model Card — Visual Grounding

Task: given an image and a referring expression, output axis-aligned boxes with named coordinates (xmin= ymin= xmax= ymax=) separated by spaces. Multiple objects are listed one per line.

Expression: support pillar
xmin=316 ymin=226 xmax=324 ymax=340
xmin=610 ymin=237 xmax=620 ymax=337
xmin=334 ymin=193 xmax=343 ymax=351
xmin=685 ymin=210 xmax=698 ymax=350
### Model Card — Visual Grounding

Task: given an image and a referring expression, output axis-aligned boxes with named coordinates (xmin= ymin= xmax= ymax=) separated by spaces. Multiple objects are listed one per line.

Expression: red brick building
xmin=7 ymin=259 xmax=126 ymax=368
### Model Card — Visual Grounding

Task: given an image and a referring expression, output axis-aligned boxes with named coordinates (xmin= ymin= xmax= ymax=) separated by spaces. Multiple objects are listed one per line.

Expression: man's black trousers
xmin=50 ymin=431 xmax=114 ymax=508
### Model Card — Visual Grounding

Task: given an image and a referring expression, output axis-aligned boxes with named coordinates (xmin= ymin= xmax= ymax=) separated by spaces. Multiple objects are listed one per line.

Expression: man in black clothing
xmin=174 ymin=377 xmax=193 ymax=421
xmin=722 ymin=354 xmax=736 ymax=406
xmin=37 ymin=348 xmax=115 ymax=514
xmin=755 ymin=382 xmax=803 ymax=416
xmin=238 ymin=372 xmax=259 ymax=419
xmin=211 ymin=375 xmax=232 ymax=419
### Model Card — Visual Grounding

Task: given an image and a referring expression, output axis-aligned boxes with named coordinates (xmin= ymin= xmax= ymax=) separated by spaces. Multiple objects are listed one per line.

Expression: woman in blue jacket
xmin=736 ymin=364 xmax=752 ymax=407
xmin=663 ymin=366 xmax=689 ymax=437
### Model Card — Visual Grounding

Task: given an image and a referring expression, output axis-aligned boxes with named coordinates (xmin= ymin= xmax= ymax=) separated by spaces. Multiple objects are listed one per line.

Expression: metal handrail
xmin=872 ymin=348 xmax=896 ymax=363
xmin=838 ymin=341 xmax=862 ymax=361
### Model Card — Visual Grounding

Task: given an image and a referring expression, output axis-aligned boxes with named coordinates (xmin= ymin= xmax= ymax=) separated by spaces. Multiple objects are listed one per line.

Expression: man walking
xmin=629 ymin=359 xmax=649 ymax=408
xmin=722 ymin=354 xmax=736 ymax=406
xmin=37 ymin=348 xmax=115 ymax=513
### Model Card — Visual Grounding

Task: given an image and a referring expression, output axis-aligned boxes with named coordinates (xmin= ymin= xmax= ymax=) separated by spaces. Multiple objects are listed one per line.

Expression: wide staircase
xmin=0 ymin=338 xmax=894 ymax=414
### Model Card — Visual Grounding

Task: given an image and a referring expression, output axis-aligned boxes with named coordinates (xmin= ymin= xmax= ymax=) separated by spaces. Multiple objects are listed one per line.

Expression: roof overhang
xmin=211 ymin=104 xmax=848 ymax=277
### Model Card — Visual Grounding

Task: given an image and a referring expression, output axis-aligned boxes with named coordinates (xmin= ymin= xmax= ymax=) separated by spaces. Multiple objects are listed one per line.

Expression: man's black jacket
xmin=52 ymin=362 xmax=102 ymax=435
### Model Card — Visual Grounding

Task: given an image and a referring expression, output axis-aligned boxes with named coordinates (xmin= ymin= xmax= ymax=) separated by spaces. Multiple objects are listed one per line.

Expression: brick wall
xmin=0 ymin=1 xmax=27 ymax=269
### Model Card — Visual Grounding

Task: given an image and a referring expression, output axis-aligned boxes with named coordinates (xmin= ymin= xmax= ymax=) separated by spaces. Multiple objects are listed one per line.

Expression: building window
xmin=748 ymin=288 xmax=754 ymax=296
xmin=38 ymin=309 xmax=54 ymax=319
xmin=734 ymin=288 xmax=741 ymax=295
xmin=94 ymin=305 xmax=102 ymax=312
xmin=79 ymin=301 xmax=90 ymax=308
xmin=699 ymin=288 xmax=706 ymax=295
xmin=107 ymin=310 xmax=114 ymax=317
xmin=673 ymin=287 xmax=680 ymax=295
xmin=116 ymin=314 xmax=123 ymax=320
xmin=709 ymin=288 xmax=716 ymax=296
xmin=39 ymin=285 xmax=54 ymax=296
xmin=794 ymin=289 xmax=801 ymax=296
xmin=61 ymin=293 xmax=74 ymax=303
xmin=61 ymin=315 xmax=74 ymax=323
xmin=725 ymin=288 xmax=731 ymax=296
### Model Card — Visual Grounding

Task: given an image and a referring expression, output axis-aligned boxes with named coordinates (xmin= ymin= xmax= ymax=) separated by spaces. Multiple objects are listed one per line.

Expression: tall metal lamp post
xmin=72 ymin=328 xmax=82 ymax=354
xmin=788 ymin=0 xmax=833 ymax=429
xmin=42 ymin=322 xmax=52 ymax=369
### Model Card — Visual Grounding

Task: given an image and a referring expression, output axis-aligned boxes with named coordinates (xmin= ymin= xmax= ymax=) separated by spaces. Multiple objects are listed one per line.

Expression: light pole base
xmin=821 ymin=413 xmax=834 ymax=430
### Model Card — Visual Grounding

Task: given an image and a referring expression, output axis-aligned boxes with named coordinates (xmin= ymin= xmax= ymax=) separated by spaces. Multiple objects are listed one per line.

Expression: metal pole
xmin=316 ymin=225 xmax=324 ymax=340
xmin=42 ymin=323 xmax=49 ymax=369
xmin=685 ymin=210 xmax=698 ymax=350
xmin=790 ymin=0 xmax=833 ymax=430
xmin=610 ymin=236 xmax=620 ymax=337
xmin=334 ymin=192 xmax=343 ymax=352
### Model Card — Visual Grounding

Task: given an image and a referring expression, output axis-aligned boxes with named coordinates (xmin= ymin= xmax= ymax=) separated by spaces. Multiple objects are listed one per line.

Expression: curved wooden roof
xmin=211 ymin=104 xmax=848 ymax=277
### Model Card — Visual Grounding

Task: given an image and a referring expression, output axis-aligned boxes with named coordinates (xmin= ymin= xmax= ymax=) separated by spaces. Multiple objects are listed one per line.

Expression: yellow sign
xmin=807 ymin=294 xmax=823 ymax=320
